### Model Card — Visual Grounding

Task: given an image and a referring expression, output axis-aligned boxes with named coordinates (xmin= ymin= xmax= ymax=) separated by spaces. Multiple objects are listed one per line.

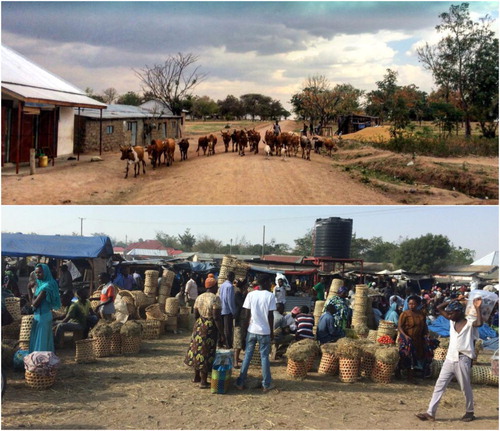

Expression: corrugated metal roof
xmin=76 ymin=104 xmax=157 ymax=120
xmin=2 ymin=45 xmax=106 ymax=109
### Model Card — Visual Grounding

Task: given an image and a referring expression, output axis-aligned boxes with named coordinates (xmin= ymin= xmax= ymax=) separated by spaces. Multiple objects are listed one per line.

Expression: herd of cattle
xmin=119 ymin=128 xmax=339 ymax=178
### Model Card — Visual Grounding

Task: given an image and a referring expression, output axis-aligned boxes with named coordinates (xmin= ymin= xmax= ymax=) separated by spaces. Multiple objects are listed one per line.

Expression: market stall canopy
xmin=376 ymin=269 xmax=392 ymax=275
xmin=2 ymin=233 xmax=114 ymax=259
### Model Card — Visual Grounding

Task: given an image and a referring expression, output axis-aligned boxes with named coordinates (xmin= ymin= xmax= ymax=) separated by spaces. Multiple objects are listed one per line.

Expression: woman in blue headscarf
xmin=29 ymin=263 xmax=61 ymax=352
xmin=384 ymin=301 xmax=400 ymax=325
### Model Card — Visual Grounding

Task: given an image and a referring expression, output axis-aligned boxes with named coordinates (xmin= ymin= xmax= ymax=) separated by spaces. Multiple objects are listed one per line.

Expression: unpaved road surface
xmin=3 ymin=121 xmax=496 ymax=205
xmin=1 ymin=332 xmax=498 ymax=430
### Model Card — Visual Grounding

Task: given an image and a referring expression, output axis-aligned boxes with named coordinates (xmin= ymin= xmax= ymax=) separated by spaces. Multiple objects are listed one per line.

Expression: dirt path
xmin=2 ymin=333 xmax=498 ymax=430
xmin=2 ymin=121 xmax=496 ymax=205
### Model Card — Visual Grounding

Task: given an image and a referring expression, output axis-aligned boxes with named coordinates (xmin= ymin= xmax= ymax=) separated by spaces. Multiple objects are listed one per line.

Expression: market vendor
xmin=322 ymin=285 xmax=352 ymax=338
xmin=96 ymin=272 xmax=115 ymax=321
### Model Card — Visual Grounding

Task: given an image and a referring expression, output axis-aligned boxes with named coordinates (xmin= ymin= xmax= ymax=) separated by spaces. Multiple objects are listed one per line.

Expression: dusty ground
xmin=1 ymin=331 xmax=498 ymax=430
xmin=2 ymin=121 xmax=497 ymax=205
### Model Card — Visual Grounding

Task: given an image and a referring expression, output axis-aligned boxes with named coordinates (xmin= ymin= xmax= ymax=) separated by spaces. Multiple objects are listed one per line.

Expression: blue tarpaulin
xmin=1 ymin=233 xmax=114 ymax=259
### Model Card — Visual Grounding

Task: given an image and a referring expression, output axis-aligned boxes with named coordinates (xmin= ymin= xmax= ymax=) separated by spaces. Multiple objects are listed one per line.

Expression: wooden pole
xmin=29 ymin=148 xmax=36 ymax=175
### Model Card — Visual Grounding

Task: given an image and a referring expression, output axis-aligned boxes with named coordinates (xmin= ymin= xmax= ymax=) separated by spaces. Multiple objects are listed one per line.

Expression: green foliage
xmin=292 ymin=228 xmax=314 ymax=256
xmin=191 ymin=95 xmax=219 ymax=120
xmin=178 ymin=228 xmax=196 ymax=251
xmin=155 ymin=231 xmax=181 ymax=249
xmin=350 ymin=234 xmax=395 ymax=263
xmin=116 ymin=91 xmax=143 ymax=106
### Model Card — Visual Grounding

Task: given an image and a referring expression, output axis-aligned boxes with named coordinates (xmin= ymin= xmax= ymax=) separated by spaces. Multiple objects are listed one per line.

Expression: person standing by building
xmin=132 ymin=269 xmax=143 ymax=291
xmin=416 ymin=298 xmax=483 ymax=423
xmin=235 ymin=274 xmax=276 ymax=392
xmin=218 ymin=271 xmax=236 ymax=348
xmin=58 ymin=264 xmax=73 ymax=294
xmin=312 ymin=277 xmax=326 ymax=301
xmin=273 ymin=277 xmax=287 ymax=305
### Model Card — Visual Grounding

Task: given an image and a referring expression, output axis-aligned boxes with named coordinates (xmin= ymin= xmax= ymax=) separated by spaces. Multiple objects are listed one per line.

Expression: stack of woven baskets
xmin=351 ymin=284 xmax=369 ymax=331
xmin=2 ymin=297 xmax=22 ymax=340
xmin=19 ymin=315 xmax=34 ymax=351
xmin=377 ymin=320 xmax=397 ymax=341
xmin=158 ymin=269 xmax=175 ymax=312
xmin=164 ymin=298 xmax=179 ymax=332
xmin=327 ymin=279 xmax=343 ymax=299
xmin=313 ymin=300 xmax=325 ymax=327
xmin=144 ymin=270 xmax=159 ymax=305
xmin=218 ymin=255 xmax=248 ymax=286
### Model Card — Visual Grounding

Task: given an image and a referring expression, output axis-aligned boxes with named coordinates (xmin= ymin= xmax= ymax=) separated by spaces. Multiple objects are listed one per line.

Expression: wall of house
xmin=57 ymin=107 xmax=75 ymax=156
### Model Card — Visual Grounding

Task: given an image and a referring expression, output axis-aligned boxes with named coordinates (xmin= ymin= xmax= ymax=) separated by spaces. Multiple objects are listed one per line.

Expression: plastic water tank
xmin=314 ymin=217 xmax=353 ymax=258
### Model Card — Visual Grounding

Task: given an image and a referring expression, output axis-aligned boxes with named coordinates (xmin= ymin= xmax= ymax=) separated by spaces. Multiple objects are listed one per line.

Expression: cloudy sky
xmin=2 ymin=205 xmax=498 ymax=259
xmin=2 ymin=1 xmax=498 ymax=111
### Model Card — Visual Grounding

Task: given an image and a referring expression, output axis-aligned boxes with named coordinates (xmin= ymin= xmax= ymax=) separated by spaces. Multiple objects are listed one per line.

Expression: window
xmin=106 ymin=125 xmax=114 ymax=134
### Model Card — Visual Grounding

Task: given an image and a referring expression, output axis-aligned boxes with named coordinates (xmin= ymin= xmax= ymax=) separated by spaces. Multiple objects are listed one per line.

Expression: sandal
xmin=199 ymin=382 xmax=210 ymax=389
xmin=461 ymin=413 xmax=475 ymax=422
xmin=416 ymin=413 xmax=435 ymax=421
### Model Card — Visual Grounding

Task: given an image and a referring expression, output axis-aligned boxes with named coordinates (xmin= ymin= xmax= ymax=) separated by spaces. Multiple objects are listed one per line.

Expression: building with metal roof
xmin=1 ymin=45 xmax=106 ymax=172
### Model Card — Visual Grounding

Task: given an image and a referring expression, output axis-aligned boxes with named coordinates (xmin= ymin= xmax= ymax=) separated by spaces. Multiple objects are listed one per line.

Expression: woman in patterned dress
xmin=184 ymin=275 xmax=224 ymax=388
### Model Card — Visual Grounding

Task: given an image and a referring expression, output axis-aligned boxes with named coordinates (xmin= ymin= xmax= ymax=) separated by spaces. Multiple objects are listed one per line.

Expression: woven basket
xmin=377 ymin=321 xmax=397 ymax=339
xmin=145 ymin=303 xmax=167 ymax=320
xmin=128 ymin=290 xmax=147 ymax=308
xmin=360 ymin=353 xmax=376 ymax=377
xmin=165 ymin=298 xmax=179 ymax=316
xmin=162 ymin=269 xmax=176 ymax=286
xmin=338 ymin=357 xmax=360 ymax=383
xmin=314 ymin=301 xmax=325 ymax=316
xmin=431 ymin=360 xmax=444 ymax=378
xmin=144 ymin=270 xmax=159 ymax=296
xmin=75 ymin=339 xmax=97 ymax=363
xmin=19 ymin=341 xmax=30 ymax=351
xmin=165 ymin=315 xmax=178 ymax=333
xmin=434 ymin=347 xmax=447 ymax=361
xmin=306 ymin=353 xmax=317 ymax=372
xmin=110 ymin=332 xmax=122 ymax=355
xmin=121 ymin=335 xmax=141 ymax=355
xmin=142 ymin=320 xmax=162 ymax=340
xmin=286 ymin=359 xmax=308 ymax=379
xmin=25 ymin=370 xmax=56 ymax=390
xmin=90 ymin=300 xmax=101 ymax=312
xmin=328 ymin=279 xmax=343 ymax=298
xmin=318 ymin=353 xmax=339 ymax=375
xmin=19 ymin=315 xmax=34 ymax=342
xmin=2 ymin=322 xmax=21 ymax=339
xmin=5 ymin=297 xmax=22 ymax=321
xmin=371 ymin=360 xmax=396 ymax=383
xmin=250 ymin=344 xmax=261 ymax=367
xmin=92 ymin=336 xmax=111 ymax=358
xmin=471 ymin=365 xmax=499 ymax=386
xmin=367 ymin=330 xmax=378 ymax=342
xmin=221 ymin=255 xmax=238 ymax=268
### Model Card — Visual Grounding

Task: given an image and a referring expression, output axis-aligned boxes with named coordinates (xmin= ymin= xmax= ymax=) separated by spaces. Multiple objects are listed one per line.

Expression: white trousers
xmin=427 ymin=355 xmax=474 ymax=417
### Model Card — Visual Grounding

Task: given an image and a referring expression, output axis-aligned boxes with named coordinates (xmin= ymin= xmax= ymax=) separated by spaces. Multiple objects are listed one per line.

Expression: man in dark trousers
xmin=218 ymin=271 xmax=236 ymax=348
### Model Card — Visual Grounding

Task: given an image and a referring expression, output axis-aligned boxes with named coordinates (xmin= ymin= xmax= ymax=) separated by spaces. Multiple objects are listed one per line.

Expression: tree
xmin=155 ymin=231 xmax=181 ymax=249
xmin=365 ymin=69 xmax=399 ymax=122
xmin=217 ymin=95 xmax=244 ymax=120
xmin=102 ymin=87 xmax=118 ymax=104
xmin=85 ymin=87 xmax=105 ymax=103
xmin=292 ymin=229 xmax=314 ymax=256
xmin=240 ymin=93 xmax=272 ymax=120
xmin=393 ymin=233 xmax=453 ymax=273
xmin=116 ymin=91 xmax=143 ymax=106
xmin=193 ymin=235 xmax=223 ymax=253
xmin=191 ymin=95 xmax=219 ymax=120
xmin=417 ymin=3 xmax=498 ymax=137
xmin=351 ymin=235 xmax=395 ymax=262
xmin=178 ymin=228 xmax=196 ymax=251
xmin=135 ymin=53 xmax=207 ymax=115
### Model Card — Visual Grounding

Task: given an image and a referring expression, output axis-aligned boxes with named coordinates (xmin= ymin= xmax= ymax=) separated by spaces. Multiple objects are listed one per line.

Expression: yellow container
xmin=38 ymin=155 xmax=48 ymax=167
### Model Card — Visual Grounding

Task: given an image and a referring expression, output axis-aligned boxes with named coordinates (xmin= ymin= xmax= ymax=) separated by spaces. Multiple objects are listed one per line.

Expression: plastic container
xmin=38 ymin=156 xmax=48 ymax=167
xmin=465 ymin=290 xmax=498 ymax=321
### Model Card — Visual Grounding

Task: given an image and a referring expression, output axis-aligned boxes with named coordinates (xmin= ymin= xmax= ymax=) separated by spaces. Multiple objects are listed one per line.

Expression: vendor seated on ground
xmin=295 ymin=306 xmax=315 ymax=340
xmin=52 ymin=288 xmax=92 ymax=348
xmin=285 ymin=306 xmax=301 ymax=333
xmin=317 ymin=304 xmax=343 ymax=344
xmin=271 ymin=303 xmax=295 ymax=359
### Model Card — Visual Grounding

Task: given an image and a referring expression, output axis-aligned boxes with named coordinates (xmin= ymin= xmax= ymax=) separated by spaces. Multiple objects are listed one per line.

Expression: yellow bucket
xmin=38 ymin=155 xmax=48 ymax=167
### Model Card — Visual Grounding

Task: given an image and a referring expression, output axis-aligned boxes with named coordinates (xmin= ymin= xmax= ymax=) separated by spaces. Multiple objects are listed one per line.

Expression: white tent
xmin=472 ymin=251 xmax=499 ymax=266
xmin=376 ymin=269 xmax=392 ymax=275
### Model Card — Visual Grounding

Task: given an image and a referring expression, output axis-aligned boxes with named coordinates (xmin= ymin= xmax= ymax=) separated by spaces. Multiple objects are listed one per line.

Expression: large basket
xmin=338 ymin=357 xmax=360 ymax=383
xmin=19 ymin=315 xmax=35 ymax=342
xmin=371 ymin=360 xmax=396 ymax=383
xmin=471 ymin=365 xmax=499 ymax=386
xmin=19 ymin=341 xmax=30 ymax=351
xmin=75 ymin=339 xmax=97 ymax=363
xmin=165 ymin=315 xmax=178 ymax=333
xmin=2 ymin=321 xmax=21 ymax=339
xmin=110 ymin=332 xmax=122 ymax=355
xmin=144 ymin=270 xmax=159 ymax=296
xmin=434 ymin=347 xmax=447 ymax=361
xmin=165 ymin=298 xmax=180 ymax=316
xmin=360 ymin=353 xmax=376 ymax=377
xmin=162 ymin=269 xmax=176 ymax=286
xmin=142 ymin=320 xmax=162 ymax=340
xmin=5 ymin=297 xmax=22 ymax=321
xmin=121 ymin=335 xmax=141 ymax=355
xmin=328 ymin=279 xmax=343 ymax=298
xmin=92 ymin=336 xmax=111 ymax=358
xmin=25 ymin=370 xmax=56 ymax=390
xmin=157 ymin=294 xmax=168 ymax=312
xmin=314 ymin=301 xmax=325 ymax=316
xmin=318 ymin=353 xmax=339 ymax=375
xmin=129 ymin=290 xmax=148 ymax=308
xmin=145 ymin=303 xmax=167 ymax=320
xmin=377 ymin=321 xmax=397 ymax=339
xmin=306 ymin=353 xmax=317 ymax=372
xmin=286 ymin=359 xmax=308 ymax=379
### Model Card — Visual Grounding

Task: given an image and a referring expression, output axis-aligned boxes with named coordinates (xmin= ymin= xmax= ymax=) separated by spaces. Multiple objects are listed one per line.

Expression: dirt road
xmin=1 ymin=333 xmax=498 ymax=430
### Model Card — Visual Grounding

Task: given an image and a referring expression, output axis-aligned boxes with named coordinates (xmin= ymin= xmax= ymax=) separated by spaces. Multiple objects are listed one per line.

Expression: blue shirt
xmin=218 ymin=280 xmax=236 ymax=316
xmin=316 ymin=311 xmax=340 ymax=344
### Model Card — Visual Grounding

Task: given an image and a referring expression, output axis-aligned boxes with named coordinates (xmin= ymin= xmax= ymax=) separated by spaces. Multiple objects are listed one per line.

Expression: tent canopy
xmin=2 ymin=233 xmax=114 ymax=260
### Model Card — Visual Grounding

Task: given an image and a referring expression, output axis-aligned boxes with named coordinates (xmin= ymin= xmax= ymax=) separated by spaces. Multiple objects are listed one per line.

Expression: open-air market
xmin=1 ymin=209 xmax=499 ymax=430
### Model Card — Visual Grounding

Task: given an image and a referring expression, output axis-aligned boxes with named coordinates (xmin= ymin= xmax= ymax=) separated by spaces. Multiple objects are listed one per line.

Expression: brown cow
xmin=196 ymin=136 xmax=209 ymax=156
xmin=323 ymin=138 xmax=338 ymax=157
xmin=230 ymin=129 xmax=240 ymax=152
xmin=264 ymin=130 xmax=277 ymax=155
xmin=164 ymin=138 xmax=176 ymax=166
xmin=289 ymin=134 xmax=300 ymax=157
xmin=236 ymin=130 xmax=248 ymax=156
xmin=220 ymin=130 xmax=232 ymax=152
xmin=246 ymin=129 xmax=261 ymax=154
xmin=178 ymin=138 xmax=189 ymax=161
xmin=300 ymin=135 xmax=312 ymax=160
xmin=207 ymin=134 xmax=218 ymax=156
xmin=120 ymin=145 xmax=146 ymax=178
xmin=146 ymin=139 xmax=166 ymax=168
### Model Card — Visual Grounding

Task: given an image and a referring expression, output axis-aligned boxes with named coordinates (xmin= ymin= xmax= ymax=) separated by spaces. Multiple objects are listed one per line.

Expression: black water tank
xmin=314 ymin=217 xmax=353 ymax=258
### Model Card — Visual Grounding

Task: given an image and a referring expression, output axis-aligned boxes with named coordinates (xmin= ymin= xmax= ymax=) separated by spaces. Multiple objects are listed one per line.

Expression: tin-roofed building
xmin=1 ymin=45 xmax=106 ymax=172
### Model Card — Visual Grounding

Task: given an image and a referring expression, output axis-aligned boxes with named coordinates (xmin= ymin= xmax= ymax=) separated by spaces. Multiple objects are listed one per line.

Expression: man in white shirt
xmin=273 ymin=277 xmax=287 ymax=305
xmin=234 ymin=274 xmax=276 ymax=392
xmin=184 ymin=273 xmax=198 ymax=311
xmin=416 ymin=297 xmax=483 ymax=423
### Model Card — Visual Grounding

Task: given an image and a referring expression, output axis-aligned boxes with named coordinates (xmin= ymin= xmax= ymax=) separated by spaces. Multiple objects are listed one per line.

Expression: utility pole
xmin=230 ymin=238 xmax=233 ymax=255
xmin=78 ymin=217 xmax=85 ymax=236
xmin=262 ymin=225 xmax=265 ymax=257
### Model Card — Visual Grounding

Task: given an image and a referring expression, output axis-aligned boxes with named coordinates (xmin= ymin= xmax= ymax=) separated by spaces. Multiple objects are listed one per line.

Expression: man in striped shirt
xmin=295 ymin=305 xmax=315 ymax=340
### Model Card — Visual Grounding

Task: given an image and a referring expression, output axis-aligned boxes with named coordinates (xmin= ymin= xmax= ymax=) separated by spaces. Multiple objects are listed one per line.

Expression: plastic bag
xmin=465 ymin=290 xmax=498 ymax=322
